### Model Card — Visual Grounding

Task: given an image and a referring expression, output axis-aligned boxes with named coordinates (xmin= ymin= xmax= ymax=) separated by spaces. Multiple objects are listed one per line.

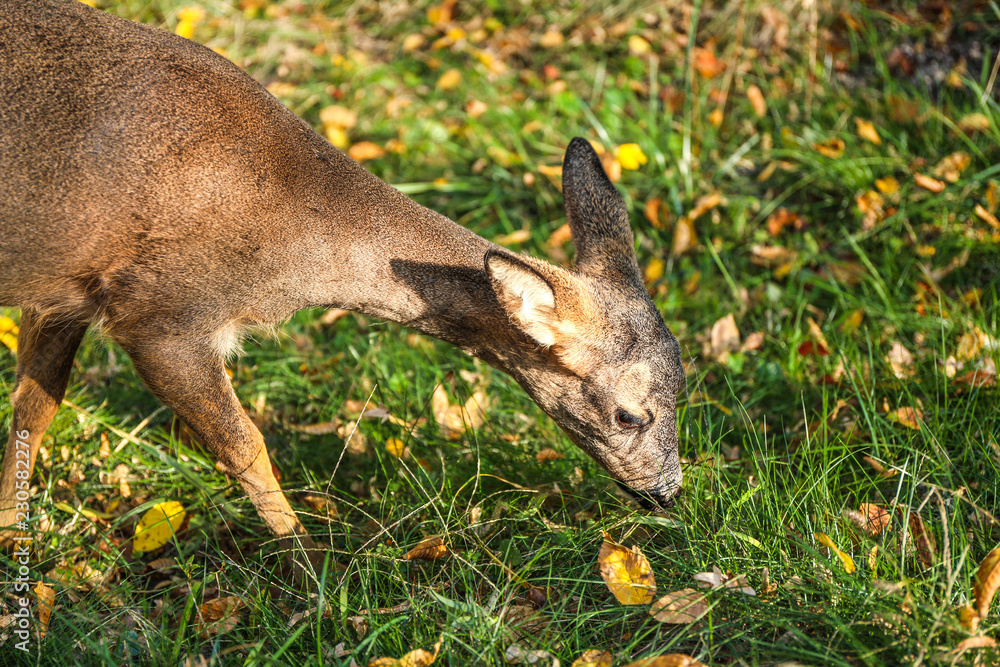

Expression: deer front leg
xmin=115 ymin=332 xmax=324 ymax=583
xmin=0 ymin=311 xmax=88 ymax=547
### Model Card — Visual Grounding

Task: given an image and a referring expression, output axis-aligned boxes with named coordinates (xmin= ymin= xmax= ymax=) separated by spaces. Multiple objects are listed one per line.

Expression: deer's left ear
xmin=485 ymin=249 xmax=600 ymax=368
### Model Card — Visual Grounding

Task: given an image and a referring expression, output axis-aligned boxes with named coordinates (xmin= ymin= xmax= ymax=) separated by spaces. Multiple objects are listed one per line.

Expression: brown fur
xmin=0 ymin=0 xmax=685 ymax=579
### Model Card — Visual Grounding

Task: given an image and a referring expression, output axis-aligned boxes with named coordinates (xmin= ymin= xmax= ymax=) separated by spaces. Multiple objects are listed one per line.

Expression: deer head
xmin=485 ymin=138 xmax=684 ymax=509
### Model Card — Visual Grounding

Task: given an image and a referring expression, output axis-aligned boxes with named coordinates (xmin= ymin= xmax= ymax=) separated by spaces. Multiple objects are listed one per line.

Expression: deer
xmin=0 ymin=0 xmax=685 ymax=580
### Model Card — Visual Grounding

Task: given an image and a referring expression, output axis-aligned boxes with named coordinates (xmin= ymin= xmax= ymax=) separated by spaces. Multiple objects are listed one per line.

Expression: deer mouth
xmin=615 ymin=481 xmax=679 ymax=511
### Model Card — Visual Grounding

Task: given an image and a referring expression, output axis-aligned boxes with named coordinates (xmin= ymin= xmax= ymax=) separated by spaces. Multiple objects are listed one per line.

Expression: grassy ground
xmin=2 ymin=0 xmax=1000 ymax=665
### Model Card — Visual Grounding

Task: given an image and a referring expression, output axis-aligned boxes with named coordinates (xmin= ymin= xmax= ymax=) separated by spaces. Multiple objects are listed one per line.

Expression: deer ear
xmin=485 ymin=249 xmax=561 ymax=348
xmin=562 ymin=137 xmax=642 ymax=286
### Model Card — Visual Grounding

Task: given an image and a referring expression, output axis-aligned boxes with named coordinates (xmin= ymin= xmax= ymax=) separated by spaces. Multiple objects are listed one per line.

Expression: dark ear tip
xmin=566 ymin=136 xmax=596 ymax=159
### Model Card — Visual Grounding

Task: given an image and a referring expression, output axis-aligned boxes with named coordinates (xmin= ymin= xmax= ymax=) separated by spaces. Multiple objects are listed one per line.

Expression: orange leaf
xmin=975 ymin=203 xmax=1000 ymax=230
xmin=973 ymin=546 xmax=1000 ymax=619
xmin=860 ymin=503 xmax=892 ymax=536
xmin=194 ymin=596 xmax=245 ymax=637
xmin=402 ymin=536 xmax=449 ymax=561
xmin=854 ymin=117 xmax=882 ymax=145
xmin=624 ymin=654 xmax=709 ymax=667
xmin=598 ymin=533 xmax=656 ymax=605
xmin=693 ymin=47 xmax=724 ymax=78
xmin=906 ymin=511 xmax=936 ymax=568
xmin=348 ymin=141 xmax=386 ymax=163
xmin=746 ymin=84 xmax=766 ymax=117
xmin=35 ymin=582 xmax=56 ymax=639
xmin=536 ymin=447 xmax=564 ymax=463
xmin=887 ymin=406 xmax=922 ymax=430
xmin=914 ymin=172 xmax=946 ymax=193
xmin=814 ymin=138 xmax=845 ymax=158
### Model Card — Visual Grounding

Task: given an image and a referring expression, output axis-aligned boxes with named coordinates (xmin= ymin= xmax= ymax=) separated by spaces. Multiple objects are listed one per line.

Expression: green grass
xmin=2 ymin=1 xmax=999 ymax=665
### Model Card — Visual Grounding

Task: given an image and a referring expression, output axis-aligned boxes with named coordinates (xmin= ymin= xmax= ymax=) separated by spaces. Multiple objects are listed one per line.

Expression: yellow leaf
xmin=348 ymin=141 xmax=386 ymax=163
xmin=649 ymin=588 xmax=709 ymax=624
xmin=133 ymin=501 xmax=186 ymax=554
xmin=1 ymin=331 xmax=17 ymax=354
xmin=746 ymin=84 xmax=766 ymax=117
xmin=539 ymin=29 xmax=564 ymax=48
xmin=672 ymin=217 xmax=696 ymax=256
xmin=572 ymin=649 xmax=614 ymax=667
xmin=495 ymin=229 xmax=531 ymax=245
xmin=436 ymin=68 xmax=462 ymax=91
xmin=402 ymin=34 xmax=425 ymax=52
xmin=958 ymin=604 xmax=980 ymax=633
xmin=402 ymin=536 xmax=449 ymax=561
xmin=385 ymin=438 xmax=409 ymax=459
xmin=176 ymin=6 xmax=206 ymax=23
xmin=854 ymin=117 xmax=882 ymax=145
xmin=874 ymin=177 xmax=899 ymax=194
xmin=0 ymin=316 xmax=18 ymax=334
xmin=813 ymin=138 xmax=845 ymax=158
xmin=644 ymin=257 xmax=664 ymax=284
xmin=325 ymin=126 xmax=349 ymax=149
xmin=628 ymin=35 xmax=652 ymax=55
xmin=932 ymin=152 xmax=971 ymax=182
xmin=841 ymin=308 xmax=865 ymax=334
xmin=426 ymin=1 xmax=453 ymax=26
xmin=598 ymin=532 xmax=656 ymax=605
xmin=814 ymin=532 xmax=856 ymax=573
xmin=319 ymin=105 xmax=357 ymax=130
xmin=708 ymin=107 xmax=724 ymax=127
xmin=175 ymin=20 xmax=196 ymax=39
xmin=368 ymin=637 xmax=443 ymax=667
xmin=957 ymin=112 xmax=990 ymax=134
xmin=973 ymin=545 xmax=1000 ymax=620
xmin=614 ymin=143 xmax=647 ymax=171
xmin=887 ymin=406 xmax=922 ymax=430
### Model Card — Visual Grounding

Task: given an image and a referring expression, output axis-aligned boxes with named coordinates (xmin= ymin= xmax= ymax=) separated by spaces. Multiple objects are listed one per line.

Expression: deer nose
xmin=617 ymin=482 xmax=679 ymax=511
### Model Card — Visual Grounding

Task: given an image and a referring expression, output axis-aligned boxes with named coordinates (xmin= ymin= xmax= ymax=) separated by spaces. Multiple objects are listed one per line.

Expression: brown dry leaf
xmin=973 ymin=545 xmax=1000 ymax=619
xmin=644 ymin=197 xmax=664 ymax=230
xmin=932 ymin=152 xmax=970 ymax=182
xmin=465 ymin=99 xmax=488 ymax=119
xmin=974 ymin=203 xmax=1000 ymax=230
xmin=672 ymin=217 xmax=696 ymax=255
xmin=572 ymin=649 xmax=613 ymax=667
xmin=854 ymin=117 xmax=882 ymax=145
xmin=886 ymin=341 xmax=914 ymax=379
xmin=740 ymin=331 xmax=764 ymax=353
xmin=954 ymin=368 xmax=997 ymax=388
xmin=957 ymin=327 xmax=986 ymax=360
xmin=914 ymin=172 xmax=946 ymax=193
xmin=35 ymin=581 xmax=55 ymax=639
xmin=958 ymin=604 xmax=980 ymax=632
xmin=320 ymin=105 xmax=358 ymax=130
xmin=649 ymin=588 xmax=709 ymax=624
xmin=402 ymin=536 xmax=449 ymax=561
xmin=496 ymin=229 xmax=531 ymax=246
xmin=598 ymin=532 xmax=656 ymax=605
xmin=709 ymin=314 xmax=740 ymax=360
xmin=348 ymin=142 xmax=386 ymax=163
xmin=624 ymin=656 xmax=708 ymax=667
xmin=815 ymin=532 xmax=856 ymax=573
xmin=860 ymin=503 xmax=892 ymax=536
xmin=195 ymin=596 xmax=245 ymax=637
xmin=692 ymin=566 xmax=756 ymax=595
xmin=539 ymin=29 xmax=564 ymax=48
xmin=747 ymin=84 xmax=766 ymax=117
xmin=887 ymin=406 xmax=922 ymax=430
xmin=806 ymin=317 xmax=830 ymax=353
xmin=504 ymin=643 xmax=557 ymax=664
xmin=814 ymin=138 xmax=845 ymax=158
xmin=431 ymin=385 xmax=487 ymax=439
xmin=291 ymin=420 xmax=341 ymax=436
xmin=402 ymin=33 xmax=425 ymax=52
xmin=906 ymin=512 xmax=936 ymax=569
xmin=863 ymin=455 xmax=897 ymax=478
xmin=952 ymin=636 xmax=997 ymax=655
xmin=536 ymin=448 xmax=563 ymax=463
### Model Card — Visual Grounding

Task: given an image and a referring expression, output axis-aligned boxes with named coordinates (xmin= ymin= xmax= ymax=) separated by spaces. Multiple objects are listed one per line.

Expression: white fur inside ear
xmin=488 ymin=256 xmax=559 ymax=347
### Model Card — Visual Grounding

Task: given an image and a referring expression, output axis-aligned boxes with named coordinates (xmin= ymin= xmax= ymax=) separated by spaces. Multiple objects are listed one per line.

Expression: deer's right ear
xmin=485 ymin=249 xmax=562 ymax=348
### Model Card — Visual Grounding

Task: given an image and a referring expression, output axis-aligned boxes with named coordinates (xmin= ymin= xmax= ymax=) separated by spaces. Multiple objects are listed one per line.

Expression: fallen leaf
xmin=692 ymin=565 xmax=755 ymax=595
xmin=887 ymin=406 xmax=922 ymax=430
xmin=841 ymin=308 xmax=865 ymax=334
xmin=402 ymin=33 xmax=425 ymax=52
xmin=649 ymin=589 xmax=708 ymax=623
xmin=194 ymin=596 xmax=245 ymax=637
xmin=886 ymin=342 xmax=914 ymax=379
xmin=35 ymin=582 xmax=55 ymax=639
xmin=370 ymin=637 xmax=442 ymax=667
xmin=806 ymin=317 xmax=830 ymax=353
xmin=644 ymin=197 xmax=665 ymax=229
xmin=536 ymin=448 xmax=563 ymax=463
xmin=958 ymin=604 xmax=980 ymax=632
xmin=504 ymin=643 xmax=557 ymax=665
xmin=952 ymin=636 xmax=997 ymax=654
xmin=644 ymin=257 xmax=664 ymax=284
xmin=709 ymin=314 xmax=740 ymax=359
xmin=385 ymin=438 xmax=409 ymax=459
xmin=814 ymin=138 xmax=845 ymax=158
xmin=348 ymin=142 xmax=386 ymax=163
xmin=598 ymin=532 xmax=656 ymax=605
xmin=914 ymin=172 xmax=946 ymax=193
xmin=133 ymin=501 xmax=186 ymax=554
xmin=957 ymin=112 xmax=989 ymax=134
xmin=402 ymin=536 xmax=449 ymax=561
xmin=496 ymin=229 xmax=532 ymax=246
xmin=672 ymin=217 xmax=696 ymax=255
xmin=765 ymin=208 xmax=804 ymax=236
xmin=954 ymin=368 xmax=996 ymax=388
xmin=693 ymin=47 xmax=724 ymax=78
xmin=973 ymin=545 xmax=1000 ymax=619
xmin=860 ymin=503 xmax=892 ymax=536
xmin=854 ymin=118 xmax=882 ymax=145
xmin=746 ymin=84 xmax=766 ymax=117
xmin=740 ymin=331 xmax=764 ymax=353
xmin=932 ymin=152 xmax=970 ymax=182
xmin=974 ymin=203 xmax=1000 ymax=230
xmin=432 ymin=384 xmax=487 ymax=439
xmin=465 ymin=99 xmax=488 ymax=119
xmin=615 ymin=143 xmax=647 ymax=170
xmin=628 ymin=34 xmax=652 ymax=55
xmin=815 ymin=532 xmax=856 ymax=573
xmin=905 ymin=511 xmax=936 ymax=568
xmin=319 ymin=105 xmax=358 ymax=131
xmin=572 ymin=649 xmax=613 ymax=667
xmin=856 ymin=190 xmax=885 ymax=229
xmin=426 ymin=1 xmax=453 ymax=26
xmin=436 ymin=68 xmax=462 ymax=91
xmin=874 ymin=177 xmax=900 ymax=194
xmin=539 ymin=29 xmax=564 ymax=48
xmin=687 ymin=192 xmax=722 ymax=220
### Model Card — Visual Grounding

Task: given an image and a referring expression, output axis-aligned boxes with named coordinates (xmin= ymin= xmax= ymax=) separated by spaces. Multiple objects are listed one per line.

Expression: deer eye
xmin=615 ymin=409 xmax=645 ymax=430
